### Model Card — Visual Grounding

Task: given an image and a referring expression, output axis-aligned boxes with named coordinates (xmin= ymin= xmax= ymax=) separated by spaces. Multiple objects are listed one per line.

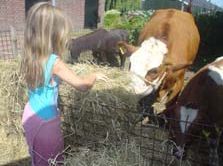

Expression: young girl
xmin=21 ymin=2 xmax=107 ymax=166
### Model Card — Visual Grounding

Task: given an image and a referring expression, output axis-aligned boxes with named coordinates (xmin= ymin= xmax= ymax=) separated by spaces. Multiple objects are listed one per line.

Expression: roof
xmin=184 ymin=0 xmax=222 ymax=9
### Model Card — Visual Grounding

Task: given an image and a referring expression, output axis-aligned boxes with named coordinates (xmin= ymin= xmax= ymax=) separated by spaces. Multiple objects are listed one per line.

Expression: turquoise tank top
xmin=28 ymin=54 xmax=60 ymax=120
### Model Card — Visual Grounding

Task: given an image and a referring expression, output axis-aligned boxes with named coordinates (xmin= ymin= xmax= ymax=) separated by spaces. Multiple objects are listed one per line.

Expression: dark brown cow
xmin=166 ymin=57 xmax=223 ymax=166
xmin=68 ymin=28 xmax=129 ymax=68
xmin=118 ymin=9 xmax=200 ymax=117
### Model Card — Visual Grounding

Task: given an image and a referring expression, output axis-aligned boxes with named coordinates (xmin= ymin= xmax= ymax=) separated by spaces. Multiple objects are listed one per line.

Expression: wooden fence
xmin=0 ymin=27 xmax=23 ymax=60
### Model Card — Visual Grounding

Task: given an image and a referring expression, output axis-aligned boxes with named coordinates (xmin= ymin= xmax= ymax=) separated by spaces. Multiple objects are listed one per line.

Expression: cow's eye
xmin=149 ymin=68 xmax=158 ymax=74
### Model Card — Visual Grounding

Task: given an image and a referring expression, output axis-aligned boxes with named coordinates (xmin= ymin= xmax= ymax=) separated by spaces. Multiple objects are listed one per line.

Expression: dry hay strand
xmin=59 ymin=63 xmax=140 ymax=146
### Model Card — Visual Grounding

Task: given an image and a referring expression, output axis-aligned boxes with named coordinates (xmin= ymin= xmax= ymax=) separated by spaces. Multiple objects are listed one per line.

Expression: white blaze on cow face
xmin=129 ymin=37 xmax=168 ymax=96
xmin=214 ymin=56 xmax=223 ymax=62
xmin=208 ymin=65 xmax=223 ymax=86
xmin=179 ymin=106 xmax=198 ymax=133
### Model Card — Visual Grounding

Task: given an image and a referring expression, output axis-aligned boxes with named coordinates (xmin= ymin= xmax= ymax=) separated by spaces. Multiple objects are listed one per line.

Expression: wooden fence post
xmin=10 ymin=26 xmax=18 ymax=58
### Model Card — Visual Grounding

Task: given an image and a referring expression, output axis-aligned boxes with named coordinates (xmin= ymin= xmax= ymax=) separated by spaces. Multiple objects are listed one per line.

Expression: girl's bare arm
xmin=52 ymin=58 xmax=106 ymax=92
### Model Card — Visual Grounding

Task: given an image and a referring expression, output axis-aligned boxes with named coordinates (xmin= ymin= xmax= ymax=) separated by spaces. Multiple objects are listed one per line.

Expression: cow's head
xmin=119 ymin=37 xmax=192 ymax=101
xmin=119 ymin=37 xmax=168 ymax=97
xmin=165 ymin=103 xmax=201 ymax=159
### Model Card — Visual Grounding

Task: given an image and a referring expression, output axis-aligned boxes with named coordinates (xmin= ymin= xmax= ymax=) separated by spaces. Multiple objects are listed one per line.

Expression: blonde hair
xmin=21 ymin=2 xmax=70 ymax=90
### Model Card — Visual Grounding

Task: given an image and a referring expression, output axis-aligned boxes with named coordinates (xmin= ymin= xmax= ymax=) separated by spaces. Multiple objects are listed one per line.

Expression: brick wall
xmin=0 ymin=0 xmax=25 ymax=31
xmin=0 ymin=0 xmax=105 ymax=59
xmin=0 ymin=0 xmax=105 ymax=31
xmin=57 ymin=0 xmax=105 ymax=30
xmin=0 ymin=0 xmax=86 ymax=31
xmin=56 ymin=0 xmax=85 ymax=31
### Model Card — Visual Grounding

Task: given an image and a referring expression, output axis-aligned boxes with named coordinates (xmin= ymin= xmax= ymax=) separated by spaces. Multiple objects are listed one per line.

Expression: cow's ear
xmin=118 ymin=41 xmax=139 ymax=56
xmin=119 ymin=46 xmax=127 ymax=55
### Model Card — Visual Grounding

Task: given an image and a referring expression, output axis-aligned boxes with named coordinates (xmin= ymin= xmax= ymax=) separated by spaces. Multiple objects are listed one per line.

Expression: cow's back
xmin=138 ymin=9 xmax=200 ymax=64
xmin=103 ymin=29 xmax=129 ymax=52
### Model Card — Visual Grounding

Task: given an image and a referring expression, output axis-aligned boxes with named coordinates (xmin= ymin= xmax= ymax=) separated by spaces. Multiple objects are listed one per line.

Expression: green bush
xmin=103 ymin=9 xmax=122 ymax=29
xmin=103 ymin=10 xmax=152 ymax=44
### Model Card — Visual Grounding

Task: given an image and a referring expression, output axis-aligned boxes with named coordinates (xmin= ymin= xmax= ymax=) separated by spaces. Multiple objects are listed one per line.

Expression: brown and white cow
xmin=166 ymin=57 xmax=223 ymax=165
xmin=118 ymin=9 xmax=200 ymax=116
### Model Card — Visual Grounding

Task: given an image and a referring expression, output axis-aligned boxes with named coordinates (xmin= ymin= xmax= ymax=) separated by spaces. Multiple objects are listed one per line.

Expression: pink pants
xmin=22 ymin=103 xmax=64 ymax=166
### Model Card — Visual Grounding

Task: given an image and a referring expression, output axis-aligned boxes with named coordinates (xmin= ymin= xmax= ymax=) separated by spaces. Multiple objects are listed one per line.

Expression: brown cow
xmin=118 ymin=9 xmax=200 ymax=118
xmin=166 ymin=57 xmax=223 ymax=166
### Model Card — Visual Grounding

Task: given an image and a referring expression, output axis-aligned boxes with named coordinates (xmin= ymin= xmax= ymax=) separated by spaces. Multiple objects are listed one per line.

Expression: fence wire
xmin=60 ymin=96 xmax=223 ymax=166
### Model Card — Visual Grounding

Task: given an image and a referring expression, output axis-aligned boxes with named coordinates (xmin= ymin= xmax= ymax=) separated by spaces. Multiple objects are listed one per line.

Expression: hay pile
xmin=0 ymin=59 xmax=141 ymax=164
xmin=59 ymin=63 xmax=140 ymax=147
xmin=0 ymin=59 xmax=27 ymax=133
xmin=63 ymin=139 xmax=144 ymax=166
xmin=0 ymin=59 xmax=29 ymax=165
